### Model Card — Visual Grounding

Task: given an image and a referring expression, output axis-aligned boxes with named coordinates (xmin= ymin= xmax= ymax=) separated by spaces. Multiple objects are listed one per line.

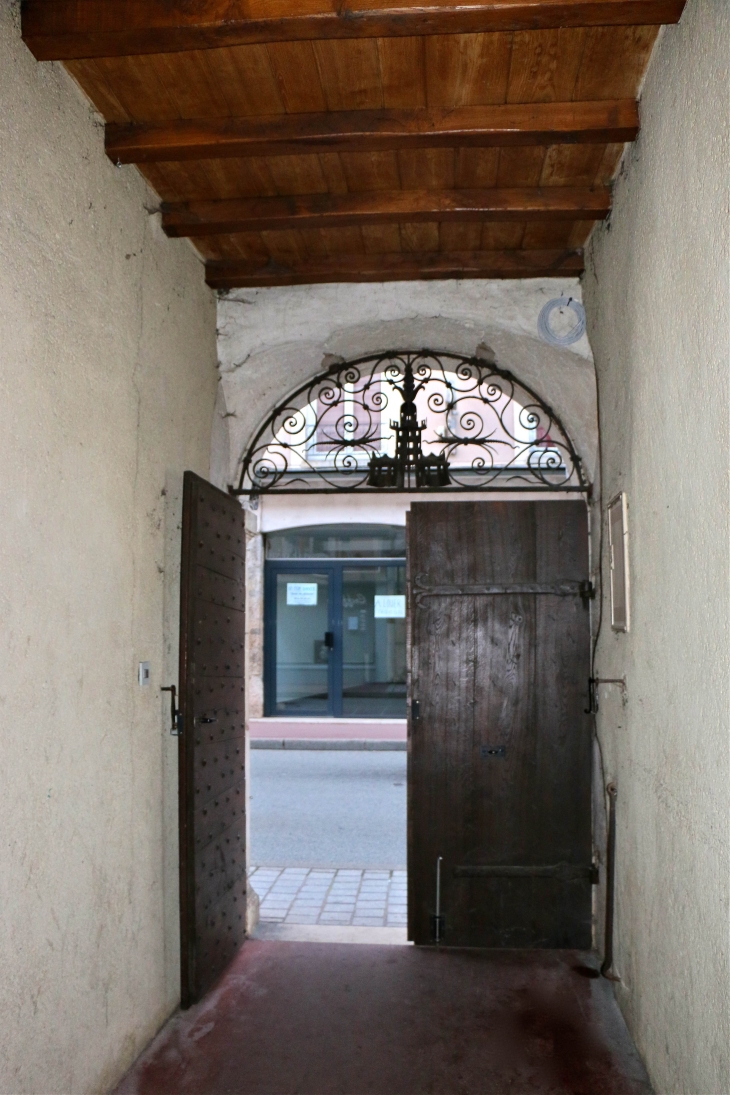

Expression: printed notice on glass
xmin=373 ymin=594 xmax=406 ymax=618
xmin=287 ymin=583 xmax=318 ymax=606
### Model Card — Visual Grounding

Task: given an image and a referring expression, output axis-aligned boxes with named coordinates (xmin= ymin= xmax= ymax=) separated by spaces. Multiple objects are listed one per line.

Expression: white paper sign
xmin=286 ymin=582 xmax=318 ymax=606
xmin=373 ymin=594 xmax=406 ymax=618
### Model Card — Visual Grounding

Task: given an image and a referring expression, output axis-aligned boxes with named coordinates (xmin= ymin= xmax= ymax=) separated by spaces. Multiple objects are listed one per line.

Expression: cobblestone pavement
xmin=250 ymin=867 xmax=407 ymax=927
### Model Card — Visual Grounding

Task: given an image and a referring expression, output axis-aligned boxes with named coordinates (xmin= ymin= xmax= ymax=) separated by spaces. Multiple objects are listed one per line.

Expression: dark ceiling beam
xmin=107 ymin=100 xmax=639 ymax=165
xmin=22 ymin=0 xmax=686 ymax=60
xmin=163 ymin=187 xmax=610 ymax=237
xmin=205 ymin=248 xmax=584 ymax=288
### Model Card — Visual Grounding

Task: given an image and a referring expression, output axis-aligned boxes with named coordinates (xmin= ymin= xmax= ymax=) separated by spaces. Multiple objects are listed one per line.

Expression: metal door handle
xmin=161 ymin=685 xmax=183 ymax=736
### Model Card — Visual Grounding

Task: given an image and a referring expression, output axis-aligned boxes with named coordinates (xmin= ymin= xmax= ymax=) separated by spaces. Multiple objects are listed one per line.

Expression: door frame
xmin=264 ymin=558 xmax=406 ymax=717
xmin=264 ymin=561 xmax=338 ymax=717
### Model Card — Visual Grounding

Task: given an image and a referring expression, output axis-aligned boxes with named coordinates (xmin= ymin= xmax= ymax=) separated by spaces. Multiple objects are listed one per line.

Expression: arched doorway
xmin=176 ymin=351 xmax=593 ymax=1003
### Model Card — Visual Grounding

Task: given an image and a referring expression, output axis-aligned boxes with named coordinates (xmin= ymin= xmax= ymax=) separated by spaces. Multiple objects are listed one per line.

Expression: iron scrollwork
xmin=234 ymin=350 xmax=585 ymax=495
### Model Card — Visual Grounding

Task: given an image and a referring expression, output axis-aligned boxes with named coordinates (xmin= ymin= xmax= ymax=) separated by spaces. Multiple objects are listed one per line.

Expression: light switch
xmin=138 ymin=662 xmax=151 ymax=686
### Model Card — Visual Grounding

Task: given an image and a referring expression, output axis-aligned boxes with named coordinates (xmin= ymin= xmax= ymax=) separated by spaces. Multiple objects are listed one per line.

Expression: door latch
xmin=481 ymin=745 xmax=506 ymax=758
xmin=323 ymin=631 xmax=335 ymax=649
xmin=161 ymin=685 xmax=183 ymax=736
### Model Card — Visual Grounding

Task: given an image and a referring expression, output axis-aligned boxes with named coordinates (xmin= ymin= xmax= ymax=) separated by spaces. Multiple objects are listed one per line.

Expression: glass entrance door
xmin=269 ymin=570 xmax=332 ymax=715
xmin=342 ymin=566 xmax=406 ymax=717
xmin=265 ymin=561 xmax=406 ymax=718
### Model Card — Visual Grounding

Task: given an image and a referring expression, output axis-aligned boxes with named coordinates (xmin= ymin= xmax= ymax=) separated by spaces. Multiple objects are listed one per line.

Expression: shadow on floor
xmin=116 ymin=943 xmax=651 ymax=1095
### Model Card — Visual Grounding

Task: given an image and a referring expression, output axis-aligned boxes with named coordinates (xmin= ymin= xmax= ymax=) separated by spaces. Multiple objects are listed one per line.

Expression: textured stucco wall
xmin=0 ymin=5 xmax=218 ymax=1092
xmin=584 ymin=3 xmax=730 ymax=1092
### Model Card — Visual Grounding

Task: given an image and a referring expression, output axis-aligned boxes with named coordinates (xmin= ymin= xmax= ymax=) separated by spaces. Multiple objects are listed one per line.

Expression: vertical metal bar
xmin=331 ymin=564 xmax=342 ymax=718
xmin=432 ymin=855 xmax=444 ymax=943
xmin=601 ymin=783 xmax=620 ymax=980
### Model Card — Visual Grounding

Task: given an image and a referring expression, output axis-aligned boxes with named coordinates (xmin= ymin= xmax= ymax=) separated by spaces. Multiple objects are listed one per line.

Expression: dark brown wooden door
xmin=408 ymin=501 xmax=592 ymax=948
xmin=178 ymin=472 xmax=247 ymax=1007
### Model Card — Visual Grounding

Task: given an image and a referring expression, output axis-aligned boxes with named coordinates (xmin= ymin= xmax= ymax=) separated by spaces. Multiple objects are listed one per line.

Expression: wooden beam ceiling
xmin=206 ymin=248 xmax=585 ymax=288
xmin=162 ymin=187 xmax=610 ymax=237
xmin=107 ymin=101 xmax=639 ymax=164
xmin=23 ymin=0 xmax=685 ymax=61
xmin=23 ymin=0 xmax=685 ymax=286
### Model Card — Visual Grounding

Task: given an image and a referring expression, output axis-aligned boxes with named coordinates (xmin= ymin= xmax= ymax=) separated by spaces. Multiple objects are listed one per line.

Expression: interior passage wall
xmin=583 ymin=3 xmax=730 ymax=1092
xmin=0 ymin=5 xmax=218 ymax=1092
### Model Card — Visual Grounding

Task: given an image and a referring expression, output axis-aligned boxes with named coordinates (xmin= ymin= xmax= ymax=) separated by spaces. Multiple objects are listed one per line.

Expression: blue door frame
xmin=264 ymin=562 xmax=341 ymax=717
xmin=264 ymin=559 xmax=405 ymax=717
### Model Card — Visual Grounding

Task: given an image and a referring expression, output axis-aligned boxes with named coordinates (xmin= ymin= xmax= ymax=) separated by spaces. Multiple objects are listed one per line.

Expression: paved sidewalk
xmin=250 ymin=866 xmax=407 ymax=927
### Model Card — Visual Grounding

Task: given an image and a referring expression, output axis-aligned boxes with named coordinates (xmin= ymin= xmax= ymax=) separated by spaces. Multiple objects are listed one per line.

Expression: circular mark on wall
xmin=537 ymin=296 xmax=586 ymax=347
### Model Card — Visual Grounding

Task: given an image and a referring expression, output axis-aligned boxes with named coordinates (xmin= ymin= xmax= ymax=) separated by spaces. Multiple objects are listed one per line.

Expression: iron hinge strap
xmin=454 ymin=863 xmax=599 ymax=884
xmin=414 ymin=580 xmax=593 ymax=607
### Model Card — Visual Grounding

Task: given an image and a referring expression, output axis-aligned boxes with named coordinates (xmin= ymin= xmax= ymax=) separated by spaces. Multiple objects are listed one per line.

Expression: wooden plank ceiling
xmin=23 ymin=1 xmax=685 ymax=288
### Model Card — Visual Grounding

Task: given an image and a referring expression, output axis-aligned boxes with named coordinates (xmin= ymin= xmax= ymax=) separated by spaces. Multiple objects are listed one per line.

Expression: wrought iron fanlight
xmin=233 ymin=350 xmax=585 ymax=496
xmin=366 ymin=360 xmax=451 ymax=489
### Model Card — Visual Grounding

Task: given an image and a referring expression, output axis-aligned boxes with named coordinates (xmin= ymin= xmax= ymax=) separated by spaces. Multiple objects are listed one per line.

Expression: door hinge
xmin=580 ymin=580 xmax=596 ymax=606
xmin=411 ymin=698 xmax=420 ymax=721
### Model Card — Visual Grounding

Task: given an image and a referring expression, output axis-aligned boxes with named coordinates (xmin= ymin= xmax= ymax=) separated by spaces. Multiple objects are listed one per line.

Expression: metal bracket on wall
xmin=161 ymin=685 xmax=183 ymax=736
xmin=586 ymin=676 xmax=628 ymax=713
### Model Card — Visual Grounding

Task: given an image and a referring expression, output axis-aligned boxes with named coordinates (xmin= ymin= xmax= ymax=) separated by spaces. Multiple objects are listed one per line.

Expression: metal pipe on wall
xmin=601 ymin=782 xmax=620 ymax=980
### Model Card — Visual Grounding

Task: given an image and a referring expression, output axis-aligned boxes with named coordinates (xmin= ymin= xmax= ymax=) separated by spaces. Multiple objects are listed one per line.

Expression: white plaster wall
xmin=217 ymin=280 xmax=599 ymax=489
xmin=0 ymin=5 xmax=218 ymax=1092
xmin=584 ymin=3 xmax=730 ymax=1091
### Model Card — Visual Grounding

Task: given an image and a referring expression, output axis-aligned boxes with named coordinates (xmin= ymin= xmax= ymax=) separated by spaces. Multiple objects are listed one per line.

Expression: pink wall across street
xmin=249 ymin=718 xmax=407 ymax=741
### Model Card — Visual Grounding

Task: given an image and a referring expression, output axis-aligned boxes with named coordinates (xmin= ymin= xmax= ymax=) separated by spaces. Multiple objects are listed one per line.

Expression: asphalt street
xmin=249 ymin=749 xmax=407 ymax=868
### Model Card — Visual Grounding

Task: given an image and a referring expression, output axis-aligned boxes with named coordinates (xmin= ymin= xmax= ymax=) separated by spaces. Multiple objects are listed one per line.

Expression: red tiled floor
xmin=116 ymin=942 xmax=651 ymax=1095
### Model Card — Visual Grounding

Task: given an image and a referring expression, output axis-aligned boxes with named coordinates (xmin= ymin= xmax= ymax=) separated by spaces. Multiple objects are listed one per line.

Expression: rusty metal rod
xmin=601 ymin=783 xmax=620 ymax=980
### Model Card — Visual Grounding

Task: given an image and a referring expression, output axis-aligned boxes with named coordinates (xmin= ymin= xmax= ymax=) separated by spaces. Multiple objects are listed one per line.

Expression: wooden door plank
xmin=407 ymin=502 xmax=591 ymax=948
xmin=162 ymin=186 xmax=610 ymax=236
xmin=23 ymin=1 xmax=687 ymax=61
xmin=105 ymin=100 xmax=640 ymax=163
xmin=205 ymin=247 xmax=584 ymax=286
